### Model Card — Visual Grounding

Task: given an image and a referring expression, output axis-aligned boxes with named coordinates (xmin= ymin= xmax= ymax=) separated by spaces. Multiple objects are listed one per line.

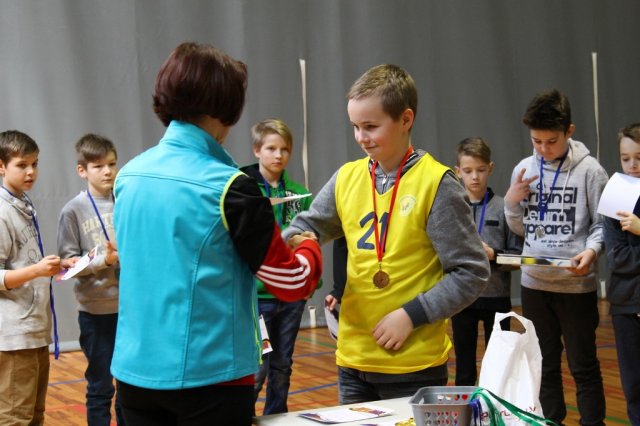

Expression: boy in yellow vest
xmin=283 ymin=64 xmax=490 ymax=404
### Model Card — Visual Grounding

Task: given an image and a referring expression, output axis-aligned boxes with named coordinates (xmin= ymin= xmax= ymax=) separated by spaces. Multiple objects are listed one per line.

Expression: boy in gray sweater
xmin=57 ymin=134 xmax=122 ymax=426
xmin=1 ymin=130 xmax=70 ymax=425
xmin=504 ymin=89 xmax=608 ymax=426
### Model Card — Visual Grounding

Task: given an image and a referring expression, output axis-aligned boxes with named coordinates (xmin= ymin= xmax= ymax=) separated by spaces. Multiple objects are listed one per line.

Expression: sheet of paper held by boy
xmin=269 ymin=193 xmax=312 ymax=205
xmin=55 ymin=245 xmax=99 ymax=281
xmin=596 ymin=172 xmax=640 ymax=219
xmin=324 ymin=305 xmax=339 ymax=341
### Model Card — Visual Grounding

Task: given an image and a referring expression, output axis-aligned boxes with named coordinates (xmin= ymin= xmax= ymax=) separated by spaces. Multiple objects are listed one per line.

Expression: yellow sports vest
xmin=335 ymin=153 xmax=451 ymax=374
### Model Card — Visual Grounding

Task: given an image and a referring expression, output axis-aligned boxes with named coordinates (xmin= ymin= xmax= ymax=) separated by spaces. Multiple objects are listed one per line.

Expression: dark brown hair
xmin=0 ymin=130 xmax=39 ymax=164
xmin=75 ymin=134 xmax=117 ymax=167
xmin=152 ymin=42 xmax=248 ymax=127
xmin=522 ymin=89 xmax=572 ymax=132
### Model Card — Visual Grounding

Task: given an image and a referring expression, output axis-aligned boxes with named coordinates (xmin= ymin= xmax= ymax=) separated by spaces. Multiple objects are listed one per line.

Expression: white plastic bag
xmin=478 ymin=311 xmax=543 ymax=424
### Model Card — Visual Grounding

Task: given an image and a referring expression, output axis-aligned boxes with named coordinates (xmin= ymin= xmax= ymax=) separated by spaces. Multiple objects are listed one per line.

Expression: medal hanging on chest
xmin=535 ymin=225 xmax=546 ymax=238
xmin=373 ymin=270 xmax=390 ymax=289
xmin=370 ymin=148 xmax=413 ymax=289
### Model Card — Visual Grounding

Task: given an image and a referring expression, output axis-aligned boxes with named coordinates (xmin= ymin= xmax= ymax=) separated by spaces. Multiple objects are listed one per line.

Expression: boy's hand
xmin=325 ymin=294 xmax=339 ymax=311
xmin=504 ymin=168 xmax=539 ymax=207
xmin=61 ymin=257 xmax=79 ymax=269
xmin=617 ymin=210 xmax=640 ymax=235
xmin=372 ymin=308 xmax=413 ymax=351
xmin=105 ymin=240 xmax=119 ymax=266
xmin=287 ymin=231 xmax=318 ymax=249
xmin=482 ymin=242 xmax=495 ymax=261
xmin=37 ymin=255 xmax=63 ymax=277
xmin=569 ymin=248 xmax=596 ymax=276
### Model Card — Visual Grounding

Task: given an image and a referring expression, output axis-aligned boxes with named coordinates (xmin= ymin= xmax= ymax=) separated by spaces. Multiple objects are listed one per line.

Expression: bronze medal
xmin=373 ymin=270 xmax=390 ymax=289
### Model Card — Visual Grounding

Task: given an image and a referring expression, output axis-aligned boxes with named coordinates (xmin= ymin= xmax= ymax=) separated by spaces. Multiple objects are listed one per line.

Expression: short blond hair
xmin=251 ymin=119 xmax=293 ymax=150
xmin=347 ymin=64 xmax=418 ymax=125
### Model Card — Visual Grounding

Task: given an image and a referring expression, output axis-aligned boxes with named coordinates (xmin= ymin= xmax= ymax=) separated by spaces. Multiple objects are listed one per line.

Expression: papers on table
xmin=270 ymin=193 xmax=312 ymax=206
xmin=55 ymin=245 xmax=99 ymax=281
xmin=597 ymin=172 xmax=640 ymax=219
xmin=497 ymin=254 xmax=577 ymax=268
xmin=298 ymin=404 xmax=394 ymax=424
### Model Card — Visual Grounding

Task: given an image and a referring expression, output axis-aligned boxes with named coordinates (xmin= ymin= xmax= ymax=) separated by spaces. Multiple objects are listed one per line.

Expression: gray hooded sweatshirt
xmin=0 ymin=190 xmax=52 ymax=351
xmin=504 ymin=139 xmax=608 ymax=293
xmin=57 ymin=191 xmax=119 ymax=314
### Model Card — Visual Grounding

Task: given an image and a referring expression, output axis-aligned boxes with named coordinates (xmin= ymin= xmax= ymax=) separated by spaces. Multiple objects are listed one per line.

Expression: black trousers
xmin=521 ymin=287 xmax=605 ymax=426
xmin=117 ymin=380 xmax=254 ymax=426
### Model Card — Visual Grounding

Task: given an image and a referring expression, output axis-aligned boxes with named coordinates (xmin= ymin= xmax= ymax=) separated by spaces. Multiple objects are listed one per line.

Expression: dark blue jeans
xmin=254 ymin=299 xmax=306 ymax=415
xmin=338 ymin=364 xmax=448 ymax=405
xmin=78 ymin=311 xmax=125 ymax=426
xmin=612 ymin=313 xmax=640 ymax=425
xmin=521 ymin=287 xmax=605 ymax=426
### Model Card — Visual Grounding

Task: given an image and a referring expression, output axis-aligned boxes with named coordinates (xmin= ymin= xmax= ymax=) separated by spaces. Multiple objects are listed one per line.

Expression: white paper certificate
xmin=55 ymin=245 xmax=99 ymax=281
xmin=597 ymin=172 xmax=640 ymax=219
xmin=269 ymin=193 xmax=312 ymax=206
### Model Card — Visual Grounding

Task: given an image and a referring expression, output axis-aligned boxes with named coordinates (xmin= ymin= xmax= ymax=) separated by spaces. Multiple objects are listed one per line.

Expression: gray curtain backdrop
xmin=1 ymin=0 xmax=638 ymax=348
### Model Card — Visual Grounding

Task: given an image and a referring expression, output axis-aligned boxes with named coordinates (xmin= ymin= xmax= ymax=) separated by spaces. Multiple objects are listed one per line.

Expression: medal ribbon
xmin=370 ymin=147 xmax=413 ymax=270
xmin=86 ymin=190 xmax=111 ymax=241
xmin=261 ymin=176 xmax=286 ymax=227
xmin=476 ymin=190 xmax=489 ymax=236
xmin=538 ymin=150 xmax=568 ymax=220
xmin=1 ymin=186 xmax=60 ymax=359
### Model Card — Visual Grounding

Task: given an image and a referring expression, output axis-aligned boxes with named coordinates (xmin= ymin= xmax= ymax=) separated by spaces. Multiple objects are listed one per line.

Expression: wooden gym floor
xmin=45 ymin=300 xmax=631 ymax=425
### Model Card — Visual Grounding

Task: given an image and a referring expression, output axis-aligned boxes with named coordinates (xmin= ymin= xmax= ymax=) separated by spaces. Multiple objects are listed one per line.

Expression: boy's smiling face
xmin=347 ymin=95 xmax=413 ymax=172
xmin=0 ymin=153 xmax=39 ymax=197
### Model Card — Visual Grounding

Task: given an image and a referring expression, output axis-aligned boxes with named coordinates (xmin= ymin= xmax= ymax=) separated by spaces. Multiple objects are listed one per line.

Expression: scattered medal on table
xmin=373 ymin=270 xmax=390 ymax=289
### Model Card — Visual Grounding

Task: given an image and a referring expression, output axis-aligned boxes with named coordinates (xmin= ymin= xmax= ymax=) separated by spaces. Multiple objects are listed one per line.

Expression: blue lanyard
xmin=476 ymin=190 xmax=489 ymax=236
xmin=261 ymin=177 xmax=285 ymax=227
xmin=538 ymin=151 xmax=568 ymax=220
xmin=1 ymin=186 xmax=60 ymax=358
xmin=86 ymin=190 xmax=111 ymax=241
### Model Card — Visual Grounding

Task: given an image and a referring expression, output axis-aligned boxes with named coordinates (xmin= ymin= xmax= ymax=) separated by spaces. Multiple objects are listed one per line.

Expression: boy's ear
xmin=488 ymin=161 xmax=495 ymax=175
xmin=252 ymin=145 xmax=262 ymax=159
xmin=401 ymin=108 xmax=414 ymax=131
xmin=454 ymin=165 xmax=462 ymax=178
xmin=566 ymin=124 xmax=576 ymax=138
xmin=77 ymin=164 xmax=88 ymax=179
